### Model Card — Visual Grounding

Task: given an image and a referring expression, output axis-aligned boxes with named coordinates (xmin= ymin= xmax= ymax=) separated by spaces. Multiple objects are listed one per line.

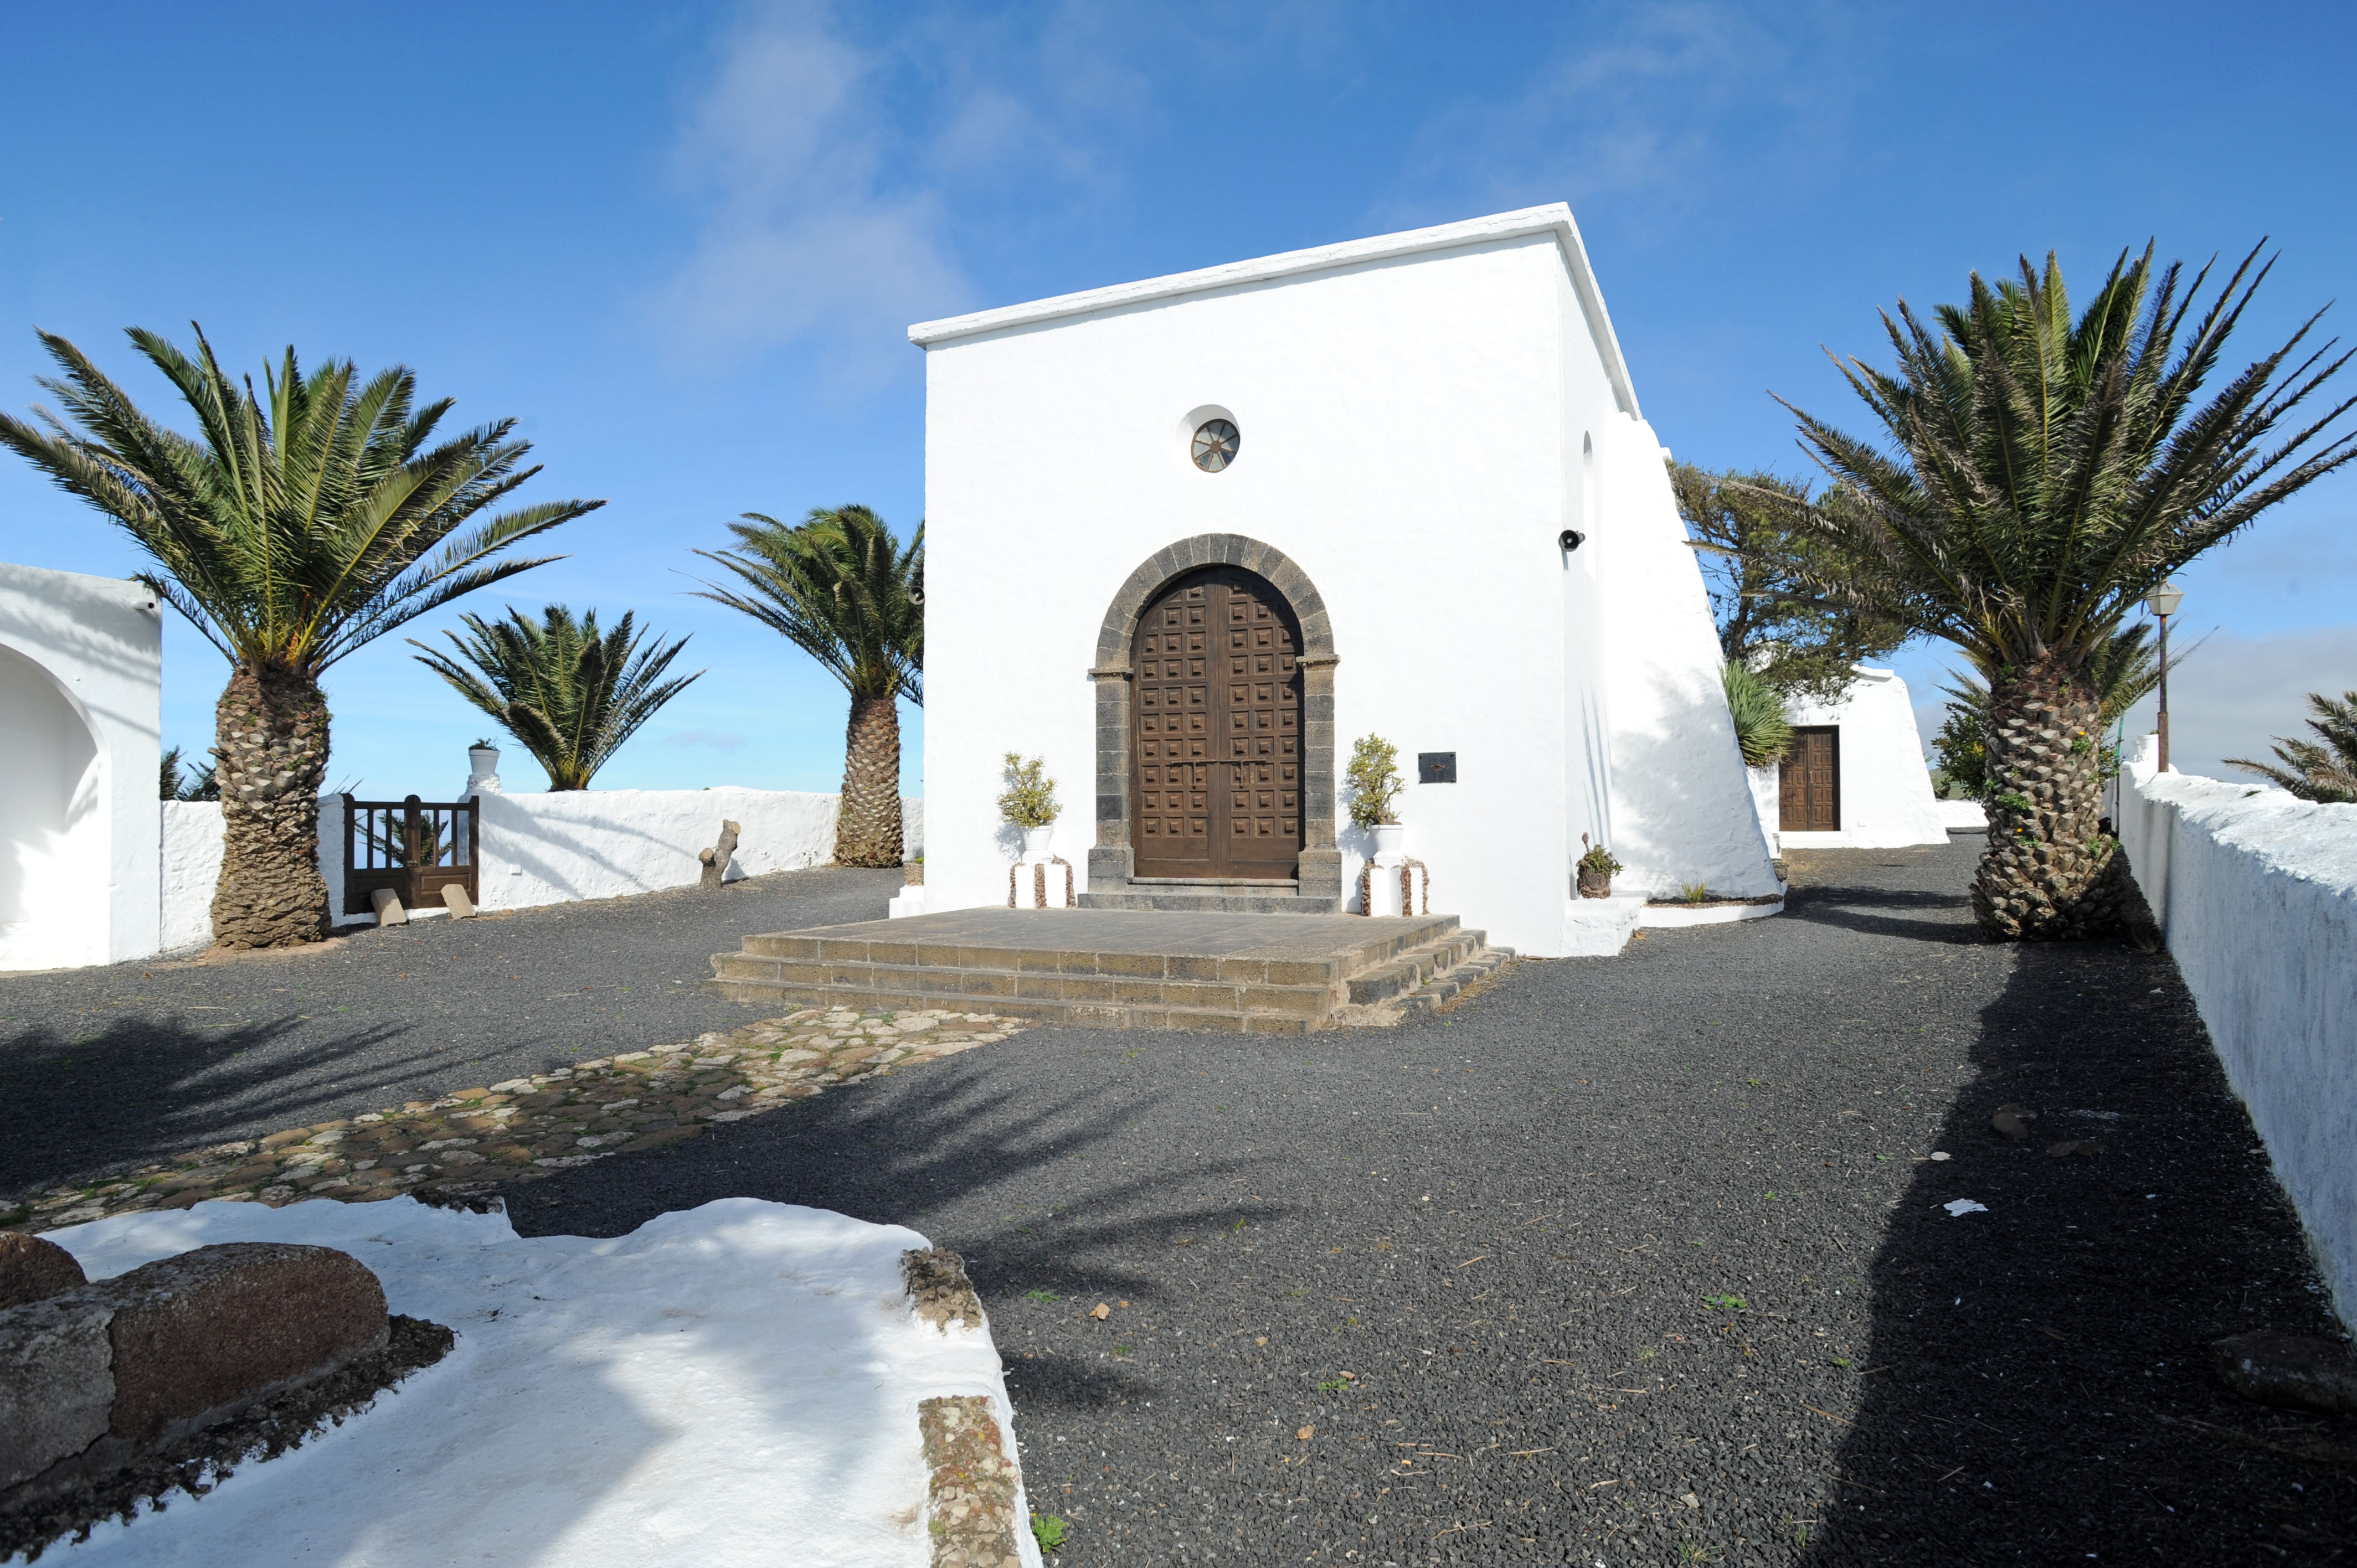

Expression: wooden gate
xmin=343 ymin=795 xmax=481 ymax=916
xmin=1132 ymin=567 xmax=1303 ymax=881
xmin=1779 ymin=727 xmax=1840 ymax=832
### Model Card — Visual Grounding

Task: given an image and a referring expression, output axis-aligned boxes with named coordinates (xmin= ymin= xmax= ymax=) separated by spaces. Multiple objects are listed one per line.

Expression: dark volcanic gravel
xmin=0 ymin=866 xmax=898 ymax=1193
xmin=503 ymin=837 xmax=2356 ymax=1565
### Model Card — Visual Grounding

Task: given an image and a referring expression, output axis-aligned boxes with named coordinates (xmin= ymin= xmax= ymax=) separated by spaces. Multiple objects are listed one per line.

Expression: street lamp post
xmin=2148 ymin=581 xmax=2184 ymax=772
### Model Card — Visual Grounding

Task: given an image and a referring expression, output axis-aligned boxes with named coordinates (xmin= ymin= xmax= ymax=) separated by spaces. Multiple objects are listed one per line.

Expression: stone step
xmin=1395 ymin=945 xmax=1518 ymax=1016
xmin=1077 ymin=887 xmax=1339 ymax=914
xmin=1345 ymin=928 xmax=1489 ymax=1004
xmin=711 ymin=950 xmax=1340 ymax=1018
xmin=707 ymin=909 xmax=1466 ymax=1032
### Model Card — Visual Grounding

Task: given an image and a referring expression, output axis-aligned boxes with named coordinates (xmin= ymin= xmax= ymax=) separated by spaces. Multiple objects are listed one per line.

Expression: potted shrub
xmin=1345 ymin=734 xmax=1406 ymax=855
xmin=998 ymin=752 xmax=1059 ymax=857
xmin=1577 ymin=834 xmax=1622 ymax=899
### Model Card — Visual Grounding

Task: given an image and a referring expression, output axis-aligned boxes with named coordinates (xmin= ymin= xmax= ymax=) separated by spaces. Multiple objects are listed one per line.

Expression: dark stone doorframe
xmin=1086 ymin=535 xmax=1342 ymax=902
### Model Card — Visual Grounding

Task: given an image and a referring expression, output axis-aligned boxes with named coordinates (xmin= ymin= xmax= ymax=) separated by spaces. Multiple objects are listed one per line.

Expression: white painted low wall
xmin=475 ymin=788 xmax=921 ymax=911
xmin=156 ymin=789 xmax=923 ymax=949
xmin=160 ymin=802 xmax=227 ymax=950
xmin=159 ymin=800 xmax=361 ymax=946
xmin=2116 ymin=734 xmax=2357 ymax=1327
xmin=1935 ymin=799 xmax=1988 ymax=831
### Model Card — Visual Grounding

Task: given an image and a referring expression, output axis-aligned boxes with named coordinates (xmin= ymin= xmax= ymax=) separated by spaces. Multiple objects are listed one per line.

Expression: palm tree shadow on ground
xmin=500 ymin=1049 xmax=1295 ymax=1417
xmin=1802 ymin=931 xmax=2356 ymax=1561
xmin=0 ymin=1015 xmax=423 ymax=1195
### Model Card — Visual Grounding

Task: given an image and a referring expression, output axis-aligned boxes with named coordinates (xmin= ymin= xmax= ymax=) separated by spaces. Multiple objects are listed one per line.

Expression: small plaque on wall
xmin=1418 ymin=752 xmax=1457 ymax=783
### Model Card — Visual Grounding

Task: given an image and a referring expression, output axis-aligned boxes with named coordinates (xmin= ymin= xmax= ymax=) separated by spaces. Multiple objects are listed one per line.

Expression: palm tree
xmin=692 ymin=506 xmax=922 ymax=866
xmin=1768 ymin=246 xmax=2355 ymax=938
xmin=2227 ymin=692 xmax=2357 ymax=802
xmin=410 ymin=605 xmax=703 ymax=790
xmin=0 ymin=328 xmax=600 ymax=947
xmin=1936 ymin=622 xmax=2200 ymax=794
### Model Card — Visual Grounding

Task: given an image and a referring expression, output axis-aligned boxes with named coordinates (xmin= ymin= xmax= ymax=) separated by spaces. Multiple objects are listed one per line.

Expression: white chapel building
xmin=907 ymin=205 xmax=1781 ymax=958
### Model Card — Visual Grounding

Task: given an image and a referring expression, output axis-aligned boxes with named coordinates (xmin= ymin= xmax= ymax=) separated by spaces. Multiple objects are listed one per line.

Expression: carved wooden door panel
xmin=1779 ymin=726 xmax=1840 ymax=832
xmin=1133 ymin=577 xmax=1217 ymax=876
xmin=1132 ymin=568 xmax=1301 ymax=880
xmin=1218 ymin=575 xmax=1301 ymax=880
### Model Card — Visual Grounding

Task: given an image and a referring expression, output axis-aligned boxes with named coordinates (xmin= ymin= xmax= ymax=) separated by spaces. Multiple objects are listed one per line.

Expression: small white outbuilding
xmin=0 ymin=561 xmax=162 ymax=969
xmin=905 ymin=205 xmax=1782 ymax=957
xmin=1764 ymin=666 xmax=1951 ymax=851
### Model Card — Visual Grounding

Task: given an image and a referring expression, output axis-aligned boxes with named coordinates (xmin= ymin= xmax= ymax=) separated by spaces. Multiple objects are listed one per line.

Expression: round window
xmin=1191 ymin=418 xmax=1239 ymax=472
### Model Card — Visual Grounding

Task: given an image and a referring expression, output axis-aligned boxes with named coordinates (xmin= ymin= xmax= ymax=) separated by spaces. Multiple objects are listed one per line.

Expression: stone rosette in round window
xmin=1190 ymin=418 xmax=1239 ymax=473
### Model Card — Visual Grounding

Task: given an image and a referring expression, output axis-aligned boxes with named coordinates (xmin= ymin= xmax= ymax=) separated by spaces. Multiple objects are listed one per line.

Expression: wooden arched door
xmin=1131 ymin=566 xmax=1303 ymax=881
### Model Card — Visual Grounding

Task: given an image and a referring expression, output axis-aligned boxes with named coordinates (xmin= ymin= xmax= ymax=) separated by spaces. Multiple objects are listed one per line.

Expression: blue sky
xmin=3 ymin=1 xmax=2351 ymax=794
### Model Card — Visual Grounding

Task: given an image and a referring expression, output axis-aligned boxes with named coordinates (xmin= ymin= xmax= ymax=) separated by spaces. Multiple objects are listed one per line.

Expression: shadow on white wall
xmin=0 ymin=644 xmax=105 ymax=969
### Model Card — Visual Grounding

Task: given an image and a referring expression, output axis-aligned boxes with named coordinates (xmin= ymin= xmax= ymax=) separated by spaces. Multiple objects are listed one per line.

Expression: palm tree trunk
xmin=209 ymin=662 xmax=331 ymax=948
xmin=1971 ymin=656 xmax=2129 ymax=939
xmin=835 ymin=693 xmax=904 ymax=867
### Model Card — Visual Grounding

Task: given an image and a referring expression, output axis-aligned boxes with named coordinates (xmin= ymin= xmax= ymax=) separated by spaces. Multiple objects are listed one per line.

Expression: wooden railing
xmin=341 ymin=795 xmax=480 ymax=917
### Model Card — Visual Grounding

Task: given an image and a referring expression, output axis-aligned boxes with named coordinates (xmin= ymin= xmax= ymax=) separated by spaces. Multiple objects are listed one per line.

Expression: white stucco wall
xmin=1747 ymin=765 xmax=1782 ymax=859
xmin=2115 ymin=735 xmax=2357 ymax=1327
xmin=159 ymin=799 xmax=353 ymax=947
xmin=0 ymin=563 xmax=161 ymax=970
xmin=1592 ymin=415 xmax=1782 ymax=899
xmin=160 ymin=802 xmax=227 ymax=950
xmin=474 ymin=788 xmax=922 ymax=911
xmin=1778 ymin=667 xmax=1950 ymax=849
xmin=158 ymin=788 xmax=922 ymax=946
xmin=910 ymin=205 xmax=1773 ymax=955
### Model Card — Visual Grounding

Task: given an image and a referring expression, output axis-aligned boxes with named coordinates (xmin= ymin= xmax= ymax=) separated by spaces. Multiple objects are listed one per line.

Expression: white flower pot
xmin=464 ymin=746 xmax=502 ymax=796
xmin=1022 ymin=825 xmax=1055 ymax=858
xmin=1372 ymin=823 xmax=1406 ymax=857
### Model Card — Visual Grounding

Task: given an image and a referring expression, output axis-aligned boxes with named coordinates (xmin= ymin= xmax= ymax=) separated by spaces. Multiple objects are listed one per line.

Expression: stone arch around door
xmin=1087 ymin=535 xmax=1341 ymax=904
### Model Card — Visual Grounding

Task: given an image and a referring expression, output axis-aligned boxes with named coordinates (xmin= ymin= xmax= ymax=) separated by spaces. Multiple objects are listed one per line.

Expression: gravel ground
xmin=0 ymin=866 xmax=899 ymax=1194
xmin=498 ymin=836 xmax=2355 ymax=1565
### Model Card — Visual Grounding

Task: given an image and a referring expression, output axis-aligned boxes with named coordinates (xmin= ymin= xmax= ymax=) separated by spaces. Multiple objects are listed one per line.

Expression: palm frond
xmin=0 ymin=326 xmax=601 ymax=674
xmin=688 ymin=505 xmax=924 ymax=706
xmin=409 ymin=604 xmax=703 ymax=790
xmin=2226 ymin=690 xmax=2357 ymax=803
xmin=1762 ymin=244 xmax=2357 ymax=679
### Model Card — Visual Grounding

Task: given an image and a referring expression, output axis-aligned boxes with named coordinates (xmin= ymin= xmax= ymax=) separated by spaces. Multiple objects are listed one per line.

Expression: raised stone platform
xmin=708 ymin=909 xmax=1511 ymax=1033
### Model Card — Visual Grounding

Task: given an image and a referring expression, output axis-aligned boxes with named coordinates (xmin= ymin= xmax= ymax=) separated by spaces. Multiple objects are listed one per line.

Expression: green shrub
xmin=1931 ymin=703 xmax=1988 ymax=798
xmin=997 ymin=753 xmax=1059 ymax=827
xmin=1345 ymin=734 xmax=1404 ymax=828
xmin=1721 ymin=663 xmax=1793 ymax=768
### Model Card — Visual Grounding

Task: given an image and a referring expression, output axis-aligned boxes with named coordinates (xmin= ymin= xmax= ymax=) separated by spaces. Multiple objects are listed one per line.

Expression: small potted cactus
xmin=1577 ymin=834 xmax=1622 ymax=899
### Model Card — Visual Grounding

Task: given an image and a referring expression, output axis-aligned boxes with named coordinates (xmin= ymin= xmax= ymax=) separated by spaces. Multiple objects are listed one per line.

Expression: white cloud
xmin=658 ymin=2 xmax=971 ymax=378
xmin=1907 ymin=626 xmax=2357 ymax=787
xmin=1378 ymin=2 xmax=1877 ymax=235
xmin=655 ymin=2 xmax=1157 ymax=379
xmin=2114 ymin=626 xmax=2357 ymax=785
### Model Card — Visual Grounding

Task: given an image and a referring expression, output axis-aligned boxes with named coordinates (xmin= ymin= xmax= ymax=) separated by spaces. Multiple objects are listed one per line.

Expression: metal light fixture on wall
xmin=1558 ymin=529 xmax=1586 ymax=553
xmin=2147 ymin=581 xmax=2184 ymax=772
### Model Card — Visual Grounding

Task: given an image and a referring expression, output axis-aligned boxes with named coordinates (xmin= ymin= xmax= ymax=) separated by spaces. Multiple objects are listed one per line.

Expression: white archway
xmin=0 ymin=642 xmax=107 ymax=969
